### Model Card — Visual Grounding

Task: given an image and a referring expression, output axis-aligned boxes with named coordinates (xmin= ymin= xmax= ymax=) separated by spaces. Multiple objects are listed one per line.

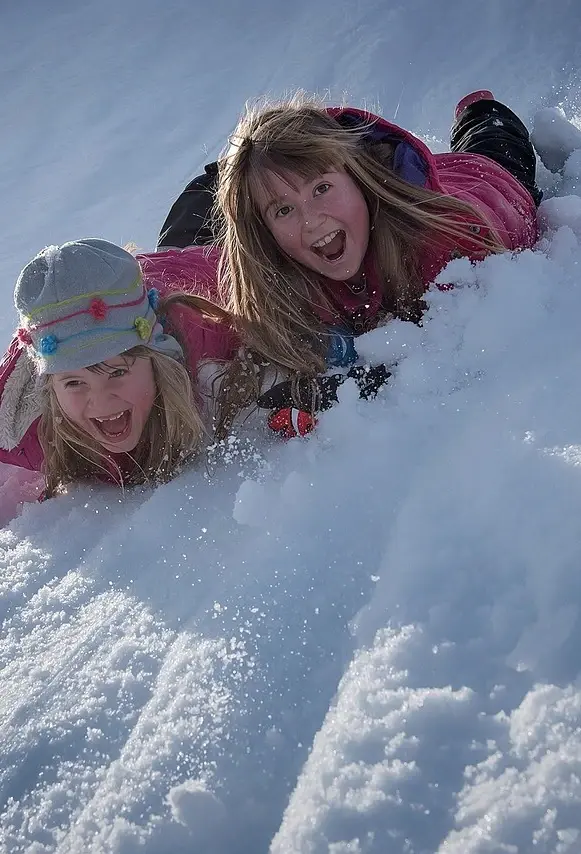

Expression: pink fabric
xmin=0 ymin=246 xmax=236 ymax=475
xmin=137 ymin=246 xmax=238 ymax=371
xmin=137 ymin=245 xmax=223 ymax=301
xmin=0 ymin=464 xmax=44 ymax=526
xmin=454 ymin=90 xmax=495 ymax=120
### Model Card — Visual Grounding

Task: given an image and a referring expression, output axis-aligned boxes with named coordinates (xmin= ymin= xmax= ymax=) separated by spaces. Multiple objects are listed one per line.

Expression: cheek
xmin=269 ymin=222 xmax=301 ymax=254
xmin=132 ymin=368 xmax=157 ymax=420
xmin=53 ymin=388 xmax=82 ymax=422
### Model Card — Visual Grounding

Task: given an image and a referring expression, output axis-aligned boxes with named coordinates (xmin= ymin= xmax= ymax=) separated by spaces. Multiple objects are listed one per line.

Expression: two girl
xmin=1 ymin=91 xmax=543 ymax=497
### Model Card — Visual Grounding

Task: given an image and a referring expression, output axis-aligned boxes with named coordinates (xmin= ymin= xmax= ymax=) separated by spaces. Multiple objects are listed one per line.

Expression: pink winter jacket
xmin=320 ymin=107 xmax=539 ymax=325
xmin=0 ymin=246 xmax=237 ymax=473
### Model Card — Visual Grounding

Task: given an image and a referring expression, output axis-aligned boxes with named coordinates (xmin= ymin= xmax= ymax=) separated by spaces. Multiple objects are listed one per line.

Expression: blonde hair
xmin=217 ymin=93 xmax=505 ymax=376
xmin=37 ymin=292 xmax=234 ymax=497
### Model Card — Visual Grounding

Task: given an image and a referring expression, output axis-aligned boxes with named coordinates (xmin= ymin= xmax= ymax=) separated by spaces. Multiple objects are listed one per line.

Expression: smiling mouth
xmin=91 ymin=410 xmax=132 ymax=442
xmin=311 ymin=229 xmax=346 ymax=262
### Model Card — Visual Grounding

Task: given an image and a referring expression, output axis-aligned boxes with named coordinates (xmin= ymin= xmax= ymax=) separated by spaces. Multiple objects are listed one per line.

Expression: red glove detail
xmin=267 ymin=408 xmax=316 ymax=439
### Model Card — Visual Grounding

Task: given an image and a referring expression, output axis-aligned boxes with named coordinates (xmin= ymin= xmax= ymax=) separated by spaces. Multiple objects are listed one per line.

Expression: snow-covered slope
xmin=3 ymin=2 xmax=581 ymax=852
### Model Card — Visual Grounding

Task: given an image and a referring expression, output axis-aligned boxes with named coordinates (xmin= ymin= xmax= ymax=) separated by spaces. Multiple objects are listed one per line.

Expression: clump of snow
xmin=167 ymin=779 xmax=228 ymax=848
xmin=532 ymin=106 xmax=581 ymax=173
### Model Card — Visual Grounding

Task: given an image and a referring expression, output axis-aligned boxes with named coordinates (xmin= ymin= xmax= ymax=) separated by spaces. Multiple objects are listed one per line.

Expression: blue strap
xmin=326 ymin=330 xmax=359 ymax=367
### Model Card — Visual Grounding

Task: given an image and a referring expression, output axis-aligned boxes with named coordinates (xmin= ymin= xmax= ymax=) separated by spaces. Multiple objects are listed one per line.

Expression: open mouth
xmin=91 ymin=410 xmax=132 ymax=443
xmin=311 ymin=229 xmax=346 ymax=262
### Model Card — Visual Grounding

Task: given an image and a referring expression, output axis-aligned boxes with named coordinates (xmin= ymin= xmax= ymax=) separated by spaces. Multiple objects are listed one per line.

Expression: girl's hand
xmin=258 ymin=364 xmax=391 ymax=414
xmin=267 ymin=408 xmax=316 ymax=439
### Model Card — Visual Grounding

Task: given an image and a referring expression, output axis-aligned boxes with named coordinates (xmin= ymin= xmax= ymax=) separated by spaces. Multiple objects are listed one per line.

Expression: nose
xmin=299 ymin=197 xmax=325 ymax=233
xmin=86 ymin=384 xmax=119 ymax=416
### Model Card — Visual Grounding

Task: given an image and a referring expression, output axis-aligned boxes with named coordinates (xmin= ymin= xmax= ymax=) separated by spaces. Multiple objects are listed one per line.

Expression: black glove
xmin=257 ymin=364 xmax=391 ymax=412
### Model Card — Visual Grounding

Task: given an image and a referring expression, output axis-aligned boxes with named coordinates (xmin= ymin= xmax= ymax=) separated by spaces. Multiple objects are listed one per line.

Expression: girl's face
xmin=52 ymin=354 xmax=157 ymax=454
xmin=256 ymin=168 xmax=370 ymax=283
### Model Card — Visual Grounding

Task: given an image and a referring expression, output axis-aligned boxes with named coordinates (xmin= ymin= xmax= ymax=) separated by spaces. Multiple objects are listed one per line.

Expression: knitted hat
xmin=14 ymin=238 xmax=183 ymax=374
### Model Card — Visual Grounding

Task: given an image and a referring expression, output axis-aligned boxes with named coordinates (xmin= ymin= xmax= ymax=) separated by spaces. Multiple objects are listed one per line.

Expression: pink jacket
xmin=0 ymin=246 xmax=237 ymax=473
xmin=321 ymin=107 xmax=539 ymax=325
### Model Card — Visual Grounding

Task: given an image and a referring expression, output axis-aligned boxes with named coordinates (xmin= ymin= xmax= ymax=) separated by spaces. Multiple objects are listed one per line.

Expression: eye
xmin=109 ymin=368 xmax=128 ymax=379
xmin=274 ymin=204 xmax=293 ymax=218
xmin=64 ymin=379 xmax=83 ymax=389
xmin=314 ymin=182 xmax=331 ymax=196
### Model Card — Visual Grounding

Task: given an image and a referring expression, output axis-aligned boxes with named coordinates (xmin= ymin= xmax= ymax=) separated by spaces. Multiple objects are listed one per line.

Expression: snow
xmin=532 ymin=107 xmax=581 ymax=173
xmin=3 ymin=1 xmax=581 ymax=852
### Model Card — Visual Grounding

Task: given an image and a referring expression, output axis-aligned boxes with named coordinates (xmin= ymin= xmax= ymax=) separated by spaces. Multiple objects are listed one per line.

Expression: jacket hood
xmin=327 ymin=107 xmax=441 ymax=192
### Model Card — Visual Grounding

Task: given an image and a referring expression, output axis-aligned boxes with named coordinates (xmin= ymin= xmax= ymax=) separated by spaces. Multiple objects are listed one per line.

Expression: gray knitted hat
xmin=14 ymin=238 xmax=183 ymax=374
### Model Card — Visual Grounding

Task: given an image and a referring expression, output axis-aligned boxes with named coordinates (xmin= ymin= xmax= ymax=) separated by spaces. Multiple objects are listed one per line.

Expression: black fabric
xmin=257 ymin=364 xmax=392 ymax=412
xmin=450 ymin=99 xmax=542 ymax=206
xmin=157 ymin=162 xmax=220 ymax=249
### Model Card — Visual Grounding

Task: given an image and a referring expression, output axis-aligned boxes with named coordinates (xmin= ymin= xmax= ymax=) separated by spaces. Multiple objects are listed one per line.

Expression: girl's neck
xmin=344 ymin=269 xmax=367 ymax=294
xmin=344 ymin=249 xmax=371 ymax=292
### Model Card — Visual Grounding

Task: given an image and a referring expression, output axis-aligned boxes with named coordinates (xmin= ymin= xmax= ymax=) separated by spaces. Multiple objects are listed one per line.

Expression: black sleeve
xmin=156 ymin=162 xmax=222 ymax=249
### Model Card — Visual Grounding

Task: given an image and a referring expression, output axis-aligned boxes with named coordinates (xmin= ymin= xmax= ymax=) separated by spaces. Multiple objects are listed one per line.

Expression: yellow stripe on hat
xmin=24 ymin=273 xmax=143 ymax=319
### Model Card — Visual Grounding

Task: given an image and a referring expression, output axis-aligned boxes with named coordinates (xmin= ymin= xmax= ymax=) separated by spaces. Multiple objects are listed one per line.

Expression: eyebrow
xmin=263 ymin=196 xmax=287 ymax=217
xmin=259 ymin=172 xmax=304 ymax=218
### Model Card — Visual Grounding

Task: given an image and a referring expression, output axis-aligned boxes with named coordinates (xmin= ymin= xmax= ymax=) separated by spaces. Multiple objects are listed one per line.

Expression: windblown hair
xmin=216 ymin=93 xmax=506 ymax=376
xmin=37 ymin=292 xmax=234 ymax=497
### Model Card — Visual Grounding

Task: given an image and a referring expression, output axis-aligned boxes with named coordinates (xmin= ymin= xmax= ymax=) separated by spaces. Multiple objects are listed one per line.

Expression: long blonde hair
xmin=217 ymin=94 xmax=505 ymax=376
xmin=37 ymin=292 xmax=234 ymax=497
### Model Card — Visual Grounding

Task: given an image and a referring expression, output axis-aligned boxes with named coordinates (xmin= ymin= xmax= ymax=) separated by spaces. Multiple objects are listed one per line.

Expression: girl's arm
xmin=0 ymin=338 xmax=44 ymax=471
xmin=156 ymin=162 xmax=219 ymax=250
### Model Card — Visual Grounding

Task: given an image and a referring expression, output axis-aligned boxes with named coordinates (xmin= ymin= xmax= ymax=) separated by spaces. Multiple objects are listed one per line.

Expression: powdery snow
xmin=3 ymin=1 xmax=581 ymax=852
xmin=3 ymin=194 xmax=581 ymax=851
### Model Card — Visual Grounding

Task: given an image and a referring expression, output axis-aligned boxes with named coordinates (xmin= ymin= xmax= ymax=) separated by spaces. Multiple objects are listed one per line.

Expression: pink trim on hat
xmin=29 ymin=286 xmax=147 ymax=332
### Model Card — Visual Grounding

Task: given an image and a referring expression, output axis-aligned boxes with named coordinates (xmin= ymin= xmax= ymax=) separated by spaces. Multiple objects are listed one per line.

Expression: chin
xmin=91 ymin=432 xmax=140 ymax=455
xmin=105 ymin=438 xmax=140 ymax=454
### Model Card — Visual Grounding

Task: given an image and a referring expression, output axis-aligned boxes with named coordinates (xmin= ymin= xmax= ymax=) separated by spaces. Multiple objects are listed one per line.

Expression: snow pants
xmin=450 ymin=99 xmax=543 ymax=206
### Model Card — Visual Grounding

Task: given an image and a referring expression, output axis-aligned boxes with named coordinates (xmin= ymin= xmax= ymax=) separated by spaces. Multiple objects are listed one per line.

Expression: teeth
xmin=95 ymin=412 xmax=126 ymax=423
xmin=312 ymin=230 xmax=341 ymax=249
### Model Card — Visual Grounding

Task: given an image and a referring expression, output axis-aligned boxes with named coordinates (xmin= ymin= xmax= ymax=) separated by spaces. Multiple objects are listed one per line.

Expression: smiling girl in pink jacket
xmin=206 ymin=90 xmax=540 ymax=435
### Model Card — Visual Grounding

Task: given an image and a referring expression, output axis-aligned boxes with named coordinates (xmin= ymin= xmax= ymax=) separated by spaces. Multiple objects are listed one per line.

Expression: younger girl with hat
xmin=0 ymin=239 xmax=236 ymax=497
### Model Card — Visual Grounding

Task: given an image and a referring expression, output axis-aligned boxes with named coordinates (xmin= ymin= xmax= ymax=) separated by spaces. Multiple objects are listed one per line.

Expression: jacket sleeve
xmin=137 ymin=246 xmax=222 ymax=303
xmin=0 ymin=338 xmax=44 ymax=472
xmin=157 ymin=162 xmax=221 ymax=250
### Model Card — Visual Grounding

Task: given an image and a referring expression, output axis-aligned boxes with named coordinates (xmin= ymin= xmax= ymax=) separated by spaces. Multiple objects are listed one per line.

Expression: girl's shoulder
xmin=137 ymin=246 xmax=222 ymax=301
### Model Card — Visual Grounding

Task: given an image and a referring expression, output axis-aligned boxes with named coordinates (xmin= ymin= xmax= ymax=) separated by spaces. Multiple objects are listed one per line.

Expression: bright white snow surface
xmin=4 ymin=2 xmax=581 ymax=853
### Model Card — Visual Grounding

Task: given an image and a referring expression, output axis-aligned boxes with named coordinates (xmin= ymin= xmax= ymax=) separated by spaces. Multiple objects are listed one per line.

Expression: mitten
xmin=267 ymin=408 xmax=317 ymax=439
